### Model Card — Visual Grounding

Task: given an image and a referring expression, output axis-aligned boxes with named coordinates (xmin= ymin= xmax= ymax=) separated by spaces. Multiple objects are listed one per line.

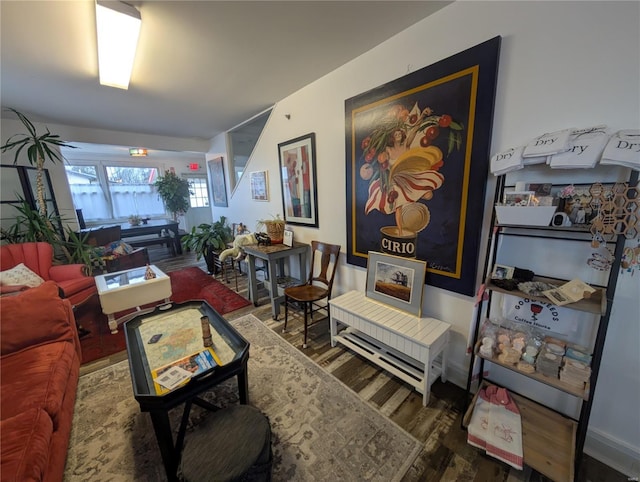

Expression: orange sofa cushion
xmin=0 ymin=341 xmax=78 ymax=429
xmin=0 ymin=281 xmax=75 ymax=356
xmin=0 ymin=408 xmax=53 ymax=482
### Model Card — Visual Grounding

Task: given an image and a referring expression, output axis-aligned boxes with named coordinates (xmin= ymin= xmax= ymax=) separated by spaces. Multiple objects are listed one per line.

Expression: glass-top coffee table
xmin=95 ymin=265 xmax=172 ymax=334
xmin=124 ymin=300 xmax=250 ymax=482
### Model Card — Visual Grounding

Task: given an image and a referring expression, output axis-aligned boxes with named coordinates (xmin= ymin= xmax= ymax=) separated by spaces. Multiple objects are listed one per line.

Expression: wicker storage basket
xmin=264 ymin=221 xmax=285 ymax=244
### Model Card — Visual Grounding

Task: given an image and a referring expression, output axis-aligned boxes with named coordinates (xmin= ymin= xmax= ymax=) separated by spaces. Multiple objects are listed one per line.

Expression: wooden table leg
xmin=247 ymin=255 xmax=259 ymax=306
xmin=267 ymin=259 xmax=279 ymax=320
xmin=149 ymin=410 xmax=178 ymax=482
xmin=107 ymin=314 xmax=118 ymax=334
xmin=237 ymin=363 xmax=250 ymax=404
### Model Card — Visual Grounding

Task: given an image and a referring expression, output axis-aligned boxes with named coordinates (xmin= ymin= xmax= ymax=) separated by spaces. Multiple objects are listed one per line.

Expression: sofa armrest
xmin=0 ymin=284 xmax=29 ymax=295
xmin=49 ymin=263 xmax=88 ymax=282
xmin=0 ymin=281 xmax=78 ymax=356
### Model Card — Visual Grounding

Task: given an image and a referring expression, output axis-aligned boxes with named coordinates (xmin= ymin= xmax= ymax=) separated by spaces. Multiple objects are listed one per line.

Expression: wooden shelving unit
xmin=464 ymin=172 xmax=638 ymax=481
xmin=473 ymin=342 xmax=590 ymax=400
xmin=463 ymin=381 xmax=577 ymax=482
xmin=485 ymin=277 xmax=606 ymax=315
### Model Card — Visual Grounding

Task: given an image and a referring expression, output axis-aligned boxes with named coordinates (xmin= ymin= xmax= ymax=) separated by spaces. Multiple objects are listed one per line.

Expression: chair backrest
xmin=307 ymin=241 xmax=341 ymax=298
xmin=83 ymin=225 xmax=122 ymax=247
xmin=0 ymin=242 xmax=54 ymax=279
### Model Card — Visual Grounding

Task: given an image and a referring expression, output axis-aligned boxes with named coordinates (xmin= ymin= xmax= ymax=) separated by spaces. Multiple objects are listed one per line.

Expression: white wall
xmin=209 ymin=1 xmax=640 ymax=474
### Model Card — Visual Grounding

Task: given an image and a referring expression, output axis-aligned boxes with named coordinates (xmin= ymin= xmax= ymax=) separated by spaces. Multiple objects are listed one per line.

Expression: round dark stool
xmin=180 ymin=405 xmax=272 ymax=482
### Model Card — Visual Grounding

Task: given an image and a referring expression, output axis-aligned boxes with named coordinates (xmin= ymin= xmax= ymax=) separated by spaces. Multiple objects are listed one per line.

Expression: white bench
xmin=329 ymin=290 xmax=450 ymax=406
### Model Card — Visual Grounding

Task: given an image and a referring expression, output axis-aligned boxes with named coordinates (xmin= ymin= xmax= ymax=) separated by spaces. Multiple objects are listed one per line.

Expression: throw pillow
xmin=112 ymin=241 xmax=134 ymax=256
xmin=0 ymin=263 xmax=45 ymax=288
xmin=102 ymin=240 xmax=134 ymax=257
xmin=0 ymin=281 xmax=73 ymax=356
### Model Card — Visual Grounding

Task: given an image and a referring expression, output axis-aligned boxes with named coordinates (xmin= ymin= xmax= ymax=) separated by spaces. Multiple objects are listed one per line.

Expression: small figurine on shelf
xmin=144 ymin=264 xmax=156 ymax=280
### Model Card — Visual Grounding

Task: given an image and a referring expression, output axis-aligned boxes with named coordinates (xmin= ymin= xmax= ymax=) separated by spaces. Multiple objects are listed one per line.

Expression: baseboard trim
xmin=584 ymin=426 xmax=640 ymax=477
xmin=443 ymin=358 xmax=468 ymax=389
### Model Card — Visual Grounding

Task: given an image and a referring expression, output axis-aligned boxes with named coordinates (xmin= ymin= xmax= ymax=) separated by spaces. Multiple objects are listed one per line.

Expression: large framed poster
xmin=345 ymin=37 xmax=501 ymax=296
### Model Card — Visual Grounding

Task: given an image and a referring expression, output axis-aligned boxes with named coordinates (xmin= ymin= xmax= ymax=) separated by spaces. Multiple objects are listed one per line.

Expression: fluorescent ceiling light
xmin=95 ymin=0 xmax=141 ymax=89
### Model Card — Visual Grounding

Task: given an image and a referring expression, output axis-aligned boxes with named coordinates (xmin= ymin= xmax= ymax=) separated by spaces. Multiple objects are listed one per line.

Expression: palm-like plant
xmin=1 ymin=108 xmax=76 ymax=218
xmin=0 ymin=198 xmax=95 ymax=270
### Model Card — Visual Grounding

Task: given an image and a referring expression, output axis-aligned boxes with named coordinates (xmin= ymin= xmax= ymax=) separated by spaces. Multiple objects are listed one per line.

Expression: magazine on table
xmin=152 ymin=347 xmax=218 ymax=394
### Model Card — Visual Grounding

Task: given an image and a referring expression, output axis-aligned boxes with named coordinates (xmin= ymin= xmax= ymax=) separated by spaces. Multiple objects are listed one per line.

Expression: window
xmin=186 ymin=176 xmax=209 ymax=208
xmin=227 ymin=107 xmax=273 ymax=193
xmin=65 ymin=163 xmax=165 ymax=223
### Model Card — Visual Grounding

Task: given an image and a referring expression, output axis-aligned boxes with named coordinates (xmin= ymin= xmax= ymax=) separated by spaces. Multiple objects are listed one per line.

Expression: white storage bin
xmin=495 ymin=205 xmax=558 ymax=226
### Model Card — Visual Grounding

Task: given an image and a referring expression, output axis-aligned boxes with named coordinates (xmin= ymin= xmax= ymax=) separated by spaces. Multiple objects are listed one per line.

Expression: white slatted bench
xmin=329 ymin=290 xmax=450 ymax=406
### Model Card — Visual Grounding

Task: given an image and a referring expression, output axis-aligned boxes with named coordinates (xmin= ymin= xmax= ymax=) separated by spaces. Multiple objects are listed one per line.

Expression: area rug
xmin=65 ymin=314 xmax=422 ymax=481
xmin=77 ymin=267 xmax=251 ymax=364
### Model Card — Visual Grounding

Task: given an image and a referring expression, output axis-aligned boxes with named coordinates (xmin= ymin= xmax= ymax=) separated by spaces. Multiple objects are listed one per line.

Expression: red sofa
xmin=0 ymin=242 xmax=96 ymax=307
xmin=0 ymin=281 xmax=82 ymax=482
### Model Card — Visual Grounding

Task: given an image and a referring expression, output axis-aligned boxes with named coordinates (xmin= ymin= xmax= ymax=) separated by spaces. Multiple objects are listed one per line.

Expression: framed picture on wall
xmin=345 ymin=36 xmax=501 ymax=296
xmin=207 ymin=156 xmax=228 ymax=207
xmin=277 ymin=133 xmax=319 ymax=227
xmin=250 ymin=171 xmax=269 ymax=201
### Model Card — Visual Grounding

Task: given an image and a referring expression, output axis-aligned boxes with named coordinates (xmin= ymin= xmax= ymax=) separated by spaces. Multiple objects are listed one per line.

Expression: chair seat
xmin=284 ymin=285 xmax=328 ymax=303
xmin=283 ymin=240 xmax=340 ymax=348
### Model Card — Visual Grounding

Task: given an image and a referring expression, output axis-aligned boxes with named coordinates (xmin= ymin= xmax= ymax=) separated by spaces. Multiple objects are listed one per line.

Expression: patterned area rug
xmin=65 ymin=314 xmax=422 ymax=481
xmin=77 ymin=267 xmax=250 ymax=364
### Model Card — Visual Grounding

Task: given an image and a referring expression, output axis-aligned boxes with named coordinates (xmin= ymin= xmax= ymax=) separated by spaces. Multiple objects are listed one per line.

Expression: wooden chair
xmin=283 ymin=241 xmax=340 ymax=348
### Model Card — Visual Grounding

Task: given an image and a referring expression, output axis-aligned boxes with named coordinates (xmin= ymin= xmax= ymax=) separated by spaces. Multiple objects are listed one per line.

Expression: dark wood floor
xmin=81 ymin=245 xmax=628 ymax=482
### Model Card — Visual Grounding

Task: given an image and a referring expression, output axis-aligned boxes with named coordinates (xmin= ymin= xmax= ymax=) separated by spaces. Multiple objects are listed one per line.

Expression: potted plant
xmin=1 ymin=108 xmax=75 ymax=218
xmin=256 ymin=214 xmax=285 ymax=244
xmin=154 ymin=170 xmax=192 ymax=221
xmin=0 ymin=109 xmax=86 ymax=263
xmin=181 ymin=216 xmax=233 ymax=274
xmin=0 ymin=198 xmax=97 ymax=272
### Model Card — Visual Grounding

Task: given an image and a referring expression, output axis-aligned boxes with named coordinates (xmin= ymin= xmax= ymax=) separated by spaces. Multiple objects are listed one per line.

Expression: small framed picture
xmin=365 ymin=251 xmax=426 ymax=317
xmin=283 ymin=229 xmax=293 ymax=247
xmin=503 ymin=191 xmax=534 ymax=206
xmin=491 ymin=263 xmax=515 ymax=280
xmin=250 ymin=171 xmax=269 ymax=201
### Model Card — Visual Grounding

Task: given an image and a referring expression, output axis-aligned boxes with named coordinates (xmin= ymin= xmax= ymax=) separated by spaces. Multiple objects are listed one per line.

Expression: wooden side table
xmin=243 ymin=242 xmax=309 ymax=320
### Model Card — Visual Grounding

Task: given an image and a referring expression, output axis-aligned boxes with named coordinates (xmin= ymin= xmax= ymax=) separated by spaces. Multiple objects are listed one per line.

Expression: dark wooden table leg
xmin=237 ymin=364 xmax=249 ymax=404
xmin=149 ymin=410 xmax=179 ymax=482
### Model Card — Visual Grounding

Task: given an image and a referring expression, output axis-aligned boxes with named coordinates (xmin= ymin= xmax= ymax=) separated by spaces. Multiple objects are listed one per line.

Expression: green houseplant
xmin=0 ymin=110 xmax=95 ymax=268
xmin=0 ymin=198 xmax=97 ymax=271
xmin=181 ymin=216 xmax=233 ymax=274
xmin=1 ymin=108 xmax=75 ymax=218
xmin=154 ymin=170 xmax=192 ymax=221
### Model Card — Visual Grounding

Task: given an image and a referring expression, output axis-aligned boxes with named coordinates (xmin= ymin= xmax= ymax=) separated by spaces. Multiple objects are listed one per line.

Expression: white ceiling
xmin=1 ymin=0 xmax=451 ymax=147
